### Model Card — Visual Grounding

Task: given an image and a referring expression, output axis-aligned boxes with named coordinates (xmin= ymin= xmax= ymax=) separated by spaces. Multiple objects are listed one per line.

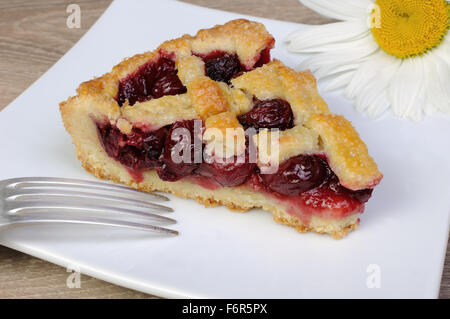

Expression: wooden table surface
xmin=0 ymin=0 xmax=448 ymax=299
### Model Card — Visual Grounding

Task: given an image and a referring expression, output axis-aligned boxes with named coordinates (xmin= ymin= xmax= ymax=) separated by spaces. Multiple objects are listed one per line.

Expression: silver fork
xmin=0 ymin=177 xmax=178 ymax=236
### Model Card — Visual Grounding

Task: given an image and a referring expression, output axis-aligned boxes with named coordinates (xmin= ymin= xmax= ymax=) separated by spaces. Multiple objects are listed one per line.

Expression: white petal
xmin=314 ymin=62 xmax=359 ymax=79
xmin=355 ymin=59 xmax=396 ymax=118
xmin=299 ymin=35 xmax=379 ymax=78
xmin=365 ymin=92 xmax=390 ymax=119
xmin=388 ymin=58 xmax=426 ymax=121
xmin=423 ymin=52 xmax=450 ymax=114
xmin=300 ymin=0 xmax=373 ymax=21
xmin=321 ymin=71 xmax=356 ymax=92
xmin=348 ymin=53 xmax=396 ymax=118
xmin=293 ymin=31 xmax=371 ymax=54
xmin=286 ymin=21 xmax=368 ymax=52
xmin=346 ymin=49 xmax=400 ymax=101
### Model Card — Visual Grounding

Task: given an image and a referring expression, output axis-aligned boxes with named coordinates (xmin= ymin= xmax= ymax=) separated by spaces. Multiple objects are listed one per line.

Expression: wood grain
xmin=0 ymin=0 xmax=448 ymax=299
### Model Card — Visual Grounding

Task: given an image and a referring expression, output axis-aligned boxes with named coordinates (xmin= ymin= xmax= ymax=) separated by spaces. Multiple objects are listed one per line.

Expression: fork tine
xmin=6 ymin=201 xmax=176 ymax=224
xmin=5 ymin=215 xmax=178 ymax=236
xmin=6 ymin=189 xmax=173 ymax=212
xmin=3 ymin=177 xmax=168 ymax=202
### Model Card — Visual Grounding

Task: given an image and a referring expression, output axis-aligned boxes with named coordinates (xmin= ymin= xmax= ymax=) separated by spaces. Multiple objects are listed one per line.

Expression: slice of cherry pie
xmin=60 ymin=19 xmax=382 ymax=238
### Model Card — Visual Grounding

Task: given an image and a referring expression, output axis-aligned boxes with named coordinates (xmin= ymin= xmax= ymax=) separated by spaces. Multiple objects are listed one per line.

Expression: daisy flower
xmin=286 ymin=0 xmax=450 ymax=121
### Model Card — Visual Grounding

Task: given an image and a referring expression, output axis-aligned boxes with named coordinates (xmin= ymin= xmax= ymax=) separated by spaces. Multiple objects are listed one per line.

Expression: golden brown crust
xmin=273 ymin=213 xmax=359 ymax=239
xmin=205 ymin=111 xmax=242 ymax=133
xmin=188 ymin=77 xmax=229 ymax=119
xmin=231 ymin=60 xmax=330 ymax=124
xmin=204 ymin=111 xmax=246 ymax=157
xmin=306 ymin=113 xmax=383 ymax=190
xmin=188 ymin=19 xmax=275 ymax=68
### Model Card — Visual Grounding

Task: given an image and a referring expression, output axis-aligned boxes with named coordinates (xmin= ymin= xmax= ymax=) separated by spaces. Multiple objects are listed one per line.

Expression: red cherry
xmin=157 ymin=120 xmax=203 ymax=181
xmin=259 ymin=155 xmax=328 ymax=196
xmin=117 ymin=56 xmax=186 ymax=106
xmin=98 ymin=125 xmax=123 ymax=158
xmin=326 ymin=175 xmax=374 ymax=203
xmin=151 ymin=72 xmax=187 ymax=98
xmin=197 ymin=154 xmax=256 ymax=187
xmin=203 ymin=53 xmax=242 ymax=83
xmin=238 ymin=99 xmax=294 ymax=131
xmin=97 ymin=124 xmax=167 ymax=171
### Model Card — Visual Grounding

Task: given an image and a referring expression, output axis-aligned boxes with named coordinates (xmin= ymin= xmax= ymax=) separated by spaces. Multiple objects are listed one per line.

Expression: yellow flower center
xmin=371 ymin=0 xmax=449 ymax=58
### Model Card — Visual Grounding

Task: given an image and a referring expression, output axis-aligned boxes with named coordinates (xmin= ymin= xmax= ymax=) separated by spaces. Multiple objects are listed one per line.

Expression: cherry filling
xmin=196 ymin=51 xmax=242 ymax=83
xmin=251 ymin=155 xmax=373 ymax=218
xmin=325 ymin=174 xmax=373 ymax=204
xmin=197 ymin=153 xmax=256 ymax=187
xmin=254 ymin=47 xmax=272 ymax=68
xmin=238 ymin=98 xmax=294 ymax=131
xmin=194 ymin=44 xmax=273 ymax=84
xmin=98 ymin=123 xmax=371 ymax=200
xmin=156 ymin=120 xmax=203 ymax=182
xmin=97 ymin=123 xmax=167 ymax=172
xmin=196 ymin=47 xmax=272 ymax=84
xmin=258 ymin=155 xmax=327 ymax=195
xmin=117 ymin=55 xmax=186 ymax=106
xmin=97 ymin=123 xmax=372 ymax=217
xmin=257 ymin=155 xmax=372 ymax=202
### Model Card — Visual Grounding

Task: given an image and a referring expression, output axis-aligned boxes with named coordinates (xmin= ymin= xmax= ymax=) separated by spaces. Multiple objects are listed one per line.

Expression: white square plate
xmin=0 ymin=0 xmax=449 ymax=298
